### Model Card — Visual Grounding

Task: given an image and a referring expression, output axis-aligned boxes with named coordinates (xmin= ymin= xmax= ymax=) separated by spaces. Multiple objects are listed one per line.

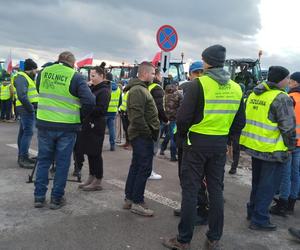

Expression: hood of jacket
xmin=204 ymin=67 xmax=231 ymax=85
xmin=253 ymin=81 xmax=283 ymax=95
xmin=124 ymin=77 xmax=148 ymax=91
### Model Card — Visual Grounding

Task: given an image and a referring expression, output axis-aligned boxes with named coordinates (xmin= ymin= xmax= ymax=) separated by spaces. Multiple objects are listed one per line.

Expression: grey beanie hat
xmin=202 ymin=44 xmax=226 ymax=67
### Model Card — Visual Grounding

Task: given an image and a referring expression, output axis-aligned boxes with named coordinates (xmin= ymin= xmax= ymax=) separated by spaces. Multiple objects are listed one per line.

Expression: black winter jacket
xmin=176 ymin=68 xmax=246 ymax=152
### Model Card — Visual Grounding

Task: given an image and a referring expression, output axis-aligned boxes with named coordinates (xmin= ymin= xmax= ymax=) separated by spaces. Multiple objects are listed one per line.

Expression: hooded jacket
xmin=176 ymin=68 xmax=245 ymax=152
xmin=125 ymin=78 xmax=160 ymax=141
xmin=241 ymin=82 xmax=296 ymax=162
xmin=164 ymin=84 xmax=183 ymax=121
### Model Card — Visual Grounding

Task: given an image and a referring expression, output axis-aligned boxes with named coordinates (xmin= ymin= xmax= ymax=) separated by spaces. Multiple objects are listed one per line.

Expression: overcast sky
xmin=0 ymin=0 xmax=299 ymax=71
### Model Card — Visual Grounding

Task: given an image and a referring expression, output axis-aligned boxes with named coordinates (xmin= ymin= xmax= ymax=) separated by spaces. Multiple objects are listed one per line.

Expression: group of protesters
xmin=3 ymin=43 xmax=300 ymax=249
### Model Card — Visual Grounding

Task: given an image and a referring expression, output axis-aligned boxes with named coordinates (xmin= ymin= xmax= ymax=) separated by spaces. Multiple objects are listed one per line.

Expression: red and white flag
xmin=152 ymin=51 xmax=161 ymax=67
xmin=5 ymin=51 xmax=13 ymax=74
xmin=76 ymin=53 xmax=93 ymax=68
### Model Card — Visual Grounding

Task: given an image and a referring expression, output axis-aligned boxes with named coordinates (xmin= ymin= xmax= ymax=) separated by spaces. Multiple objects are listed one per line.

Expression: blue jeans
xmin=280 ymin=148 xmax=300 ymax=200
xmin=247 ymin=157 xmax=283 ymax=225
xmin=105 ymin=114 xmax=116 ymax=146
xmin=125 ymin=137 xmax=154 ymax=203
xmin=17 ymin=112 xmax=35 ymax=158
xmin=34 ymin=129 xmax=76 ymax=201
xmin=160 ymin=121 xmax=177 ymax=159
xmin=0 ymin=99 xmax=12 ymax=120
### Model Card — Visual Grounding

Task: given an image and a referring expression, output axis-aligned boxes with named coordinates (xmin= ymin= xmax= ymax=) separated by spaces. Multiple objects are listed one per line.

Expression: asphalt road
xmin=0 ymin=121 xmax=299 ymax=250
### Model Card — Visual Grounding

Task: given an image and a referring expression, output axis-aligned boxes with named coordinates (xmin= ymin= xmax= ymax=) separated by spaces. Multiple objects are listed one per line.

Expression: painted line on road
xmin=106 ymin=179 xmax=180 ymax=209
xmin=7 ymin=144 xmax=38 ymax=156
xmin=6 ymin=144 xmax=181 ymax=209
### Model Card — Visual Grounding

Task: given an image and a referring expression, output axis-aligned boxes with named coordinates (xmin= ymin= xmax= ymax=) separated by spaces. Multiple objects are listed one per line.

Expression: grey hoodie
xmin=241 ymin=81 xmax=296 ymax=162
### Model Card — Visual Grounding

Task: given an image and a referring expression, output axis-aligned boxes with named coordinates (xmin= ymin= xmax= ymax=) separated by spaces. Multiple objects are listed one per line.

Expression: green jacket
xmin=125 ymin=78 xmax=159 ymax=141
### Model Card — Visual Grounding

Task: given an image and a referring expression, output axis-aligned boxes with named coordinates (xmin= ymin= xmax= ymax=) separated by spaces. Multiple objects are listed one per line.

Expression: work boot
xmin=130 ymin=203 xmax=154 ymax=217
xmin=162 ymin=237 xmax=191 ymax=250
xmin=34 ymin=198 xmax=46 ymax=208
xmin=206 ymin=239 xmax=222 ymax=250
xmin=288 ymin=227 xmax=300 ymax=241
xmin=49 ymin=196 xmax=66 ymax=210
xmin=19 ymin=156 xmax=35 ymax=169
xmin=78 ymin=175 xmax=95 ymax=189
xmin=249 ymin=222 xmax=277 ymax=231
xmin=82 ymin=178 xmax=103 ymax=191
xmin=270 ymin=198 xmax=288 ymax=217
xmin=287 ymin=197 xmax=297 ymax=214
xmin=228 ymin=167 xmax=237 ymax=175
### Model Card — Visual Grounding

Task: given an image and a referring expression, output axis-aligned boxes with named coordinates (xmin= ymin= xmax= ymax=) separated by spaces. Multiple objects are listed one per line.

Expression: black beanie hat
xmin=202 ymin=44 xmax=226 ymax=67
xmin=267 ymin=66 xmax=289 ymax=83
xmin=290 ymin=72 xmax=300 ymax=84
xmin=24 ymin=58 xmax=38 ymax=71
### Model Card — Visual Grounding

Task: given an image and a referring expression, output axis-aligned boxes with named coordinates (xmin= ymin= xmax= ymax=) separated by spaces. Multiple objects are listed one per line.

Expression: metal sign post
xmin=156 ymin=25 xmax=178 ymax=88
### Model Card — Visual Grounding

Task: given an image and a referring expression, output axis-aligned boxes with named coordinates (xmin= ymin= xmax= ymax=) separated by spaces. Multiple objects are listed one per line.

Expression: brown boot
xmin=78 ymin=175 xmax=95 ymax=189
xmin=82 ymin=178 xmax=103 ymax=191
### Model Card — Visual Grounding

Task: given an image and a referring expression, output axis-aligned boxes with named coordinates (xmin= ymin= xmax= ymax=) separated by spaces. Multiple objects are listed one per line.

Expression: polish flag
xmin=5 ymin=51 xmax=13 ymax=74
xmin=152 ymin=51 xmax=161 ymax=67
xmin=76 ymin=53 xmax=93 ymax=68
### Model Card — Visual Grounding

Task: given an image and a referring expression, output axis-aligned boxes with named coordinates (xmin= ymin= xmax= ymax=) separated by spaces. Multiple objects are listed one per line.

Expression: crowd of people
xmin=1 ymin=44 xmax=300 ymax=249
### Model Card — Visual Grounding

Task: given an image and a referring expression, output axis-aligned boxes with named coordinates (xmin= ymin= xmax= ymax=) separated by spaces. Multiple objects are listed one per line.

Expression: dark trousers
xmin=230 ymin=134 xmax=241 ymax=169
xmin=73 ymin=134 xmax=104 ymax=179
xmin=120 ymin=111 xmax=129 ymax=143
xmin=178 ymin=146 xmax=209 ymax=215
xmin=247 ymin=157 xmax=283 ymax=225
xmin=88 ymin=154 xmax=103 ymax=179
xmin=0 ymin=99 xmax=12 ymax=120
xmin=125 ymin=137 xmax=154 ymax=203
xmin=178 ymin=146 xmax=226 ymax=243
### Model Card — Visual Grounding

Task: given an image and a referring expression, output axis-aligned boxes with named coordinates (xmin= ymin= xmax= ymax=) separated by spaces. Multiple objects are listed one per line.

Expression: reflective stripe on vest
xmin=120 ymin=91 xmax=129 ymax=111
xmin=107 ymin=87 xmax=121 ymax=112
xmin=0 ymin=84 xmax=11 ymax=100
xmin=37 ymin=63 xmax=80 ymax=124
xmin=289 ymin=92 xmax=300 ymax=146
xmin=188 ymin=75 xmax=242 ymax=142
xmin=148 ymin=83 xmax=161 ymax=92
xmin=15 ymin=72 xmax=39 ymax=106
xmin=239 ymin=85 xmax=288 ymax=152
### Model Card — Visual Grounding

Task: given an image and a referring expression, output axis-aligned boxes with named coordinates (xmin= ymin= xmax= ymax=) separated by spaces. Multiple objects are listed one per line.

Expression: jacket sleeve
xmin=151 ymin=87 xmax=168 ymax=123
xmin=69 ymin=73 xmax=95 ymax=120
xmin=270 ymin=93 xmax=296 ymax=150
xmin=228 ymin=98 xmax=246 ymax=137
xmin=176 ymin=80 xmax=201 ymax=138
xmin=14 ymin=75 xmax=35 ymax=113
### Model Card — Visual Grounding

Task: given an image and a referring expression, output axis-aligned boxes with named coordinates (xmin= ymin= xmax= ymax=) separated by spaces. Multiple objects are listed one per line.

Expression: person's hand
xmin=227 ymin=145 xmax=233 ymax=160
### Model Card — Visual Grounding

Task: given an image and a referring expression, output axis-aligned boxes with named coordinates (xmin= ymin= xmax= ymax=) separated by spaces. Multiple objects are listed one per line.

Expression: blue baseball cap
xmin=189 ymin=61 xmax=204 ymax=73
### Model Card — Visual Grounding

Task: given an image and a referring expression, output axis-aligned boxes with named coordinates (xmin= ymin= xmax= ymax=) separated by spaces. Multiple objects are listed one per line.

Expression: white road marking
xmin=6 ymin=144 xmax=38 ymax=156
xmin=106 ymin=179 xmax=180 ymax=209
xmin=6 ymin=144 xmax=181 ymax=209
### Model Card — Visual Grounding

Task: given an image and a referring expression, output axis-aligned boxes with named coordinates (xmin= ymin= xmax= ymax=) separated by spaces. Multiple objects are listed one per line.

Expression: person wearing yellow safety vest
xmin=119 ymin=86 xmax=130 ymax=149
xmin=14 ymin=59 xmax=38 ymax=169
xmin=163 ymin=45 xmax=245 ymax=250
xmin=105 ymin=72 xmax=122 ymax=151
xmin=147 ymin=68 xmax=168 ymax=180
xmin=239 ymin=66 xmax=296 ymax=231
xmin=0 ymin=76 xmax=14 ymax=121
xmin=33 ymin=51 xmax=95 ymax=210
xmin=269 ymin=72 xmax=300 ymax=217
